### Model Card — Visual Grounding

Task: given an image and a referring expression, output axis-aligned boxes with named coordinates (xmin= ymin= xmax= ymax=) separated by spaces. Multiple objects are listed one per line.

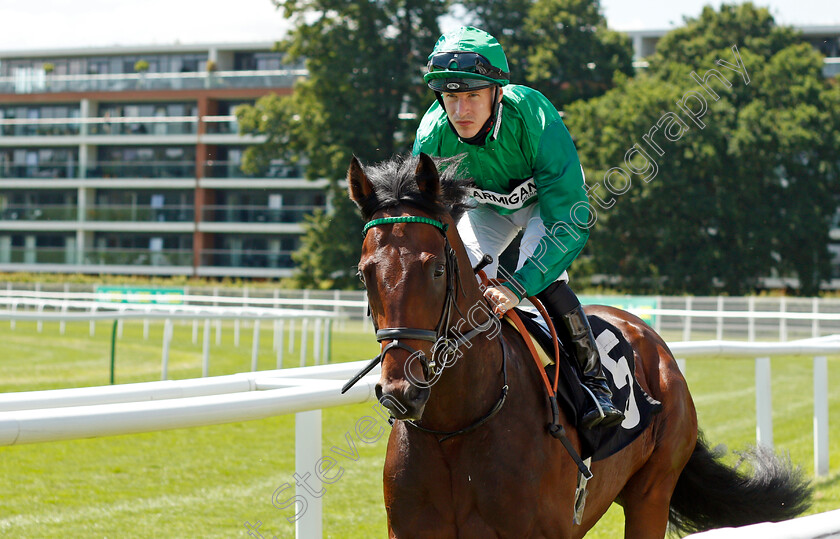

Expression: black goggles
xmin=427 ymin=52 xmax=508 ymax=80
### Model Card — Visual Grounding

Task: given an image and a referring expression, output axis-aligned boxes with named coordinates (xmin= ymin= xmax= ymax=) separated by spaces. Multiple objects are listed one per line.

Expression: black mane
xmin=355 ymin=154 xmax=474 ymax=222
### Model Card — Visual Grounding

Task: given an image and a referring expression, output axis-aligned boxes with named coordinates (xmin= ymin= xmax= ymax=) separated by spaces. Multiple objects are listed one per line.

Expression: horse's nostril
xmin=405 ymin=384 xmax=430 ymax=407
xmin=375 ymin=383 xmax=384 ymax=401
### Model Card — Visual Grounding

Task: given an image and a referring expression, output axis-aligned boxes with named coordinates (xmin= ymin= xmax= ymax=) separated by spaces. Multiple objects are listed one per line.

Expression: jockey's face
xmin=442 ymin=86 xmax=498 ymax=139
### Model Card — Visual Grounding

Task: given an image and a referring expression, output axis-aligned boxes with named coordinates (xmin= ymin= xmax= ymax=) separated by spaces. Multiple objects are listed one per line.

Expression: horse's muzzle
xmin=375 ymin=378 xmax=430 ymax=420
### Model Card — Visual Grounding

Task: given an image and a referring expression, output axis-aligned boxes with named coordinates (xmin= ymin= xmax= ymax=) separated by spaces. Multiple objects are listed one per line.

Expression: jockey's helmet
xmin=424 ymin=26 xmax=510 ymax=93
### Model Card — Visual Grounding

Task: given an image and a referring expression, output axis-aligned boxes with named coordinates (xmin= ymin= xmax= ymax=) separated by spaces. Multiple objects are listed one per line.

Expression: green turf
xmin=0 ymin=319 xmax=838 ymax=537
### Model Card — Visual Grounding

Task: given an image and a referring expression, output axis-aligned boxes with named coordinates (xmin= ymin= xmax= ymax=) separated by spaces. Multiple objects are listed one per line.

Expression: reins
xmin=488 ymin=277 xmax=592 ymax=479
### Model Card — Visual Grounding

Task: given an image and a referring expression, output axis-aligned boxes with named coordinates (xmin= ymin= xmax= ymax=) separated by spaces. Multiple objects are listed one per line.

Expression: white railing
xmin=670 ymin=335 xmax=840 ymax=477
xmin=0 ymin=297 xmax=339 ymax=379
xmin=686 ymin=509 xmax=840 ymax=538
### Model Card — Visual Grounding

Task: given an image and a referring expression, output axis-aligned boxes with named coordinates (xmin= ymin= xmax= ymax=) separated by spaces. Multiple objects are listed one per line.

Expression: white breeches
xmin=456 ymin=203 xmax=569 ymax=284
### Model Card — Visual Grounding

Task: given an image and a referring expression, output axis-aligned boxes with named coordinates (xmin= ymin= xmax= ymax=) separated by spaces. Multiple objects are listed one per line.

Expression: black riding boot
xmin=536 ymin=282 xmax=625 ymax=429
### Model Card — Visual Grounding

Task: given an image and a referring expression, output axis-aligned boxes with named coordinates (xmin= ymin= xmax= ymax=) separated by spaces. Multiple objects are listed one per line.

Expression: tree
xmin=237 ymin=0 xmax=448 ymax=288
xmin=565 ymin=3 xmax=839 ymax=295
xmin=460 ymin=0 xmax=634 ymax=108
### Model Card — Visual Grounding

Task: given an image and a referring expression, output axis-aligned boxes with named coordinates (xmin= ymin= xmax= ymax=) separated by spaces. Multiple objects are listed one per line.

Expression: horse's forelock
xmin=357 ymin=154 xmax=474 ymax=222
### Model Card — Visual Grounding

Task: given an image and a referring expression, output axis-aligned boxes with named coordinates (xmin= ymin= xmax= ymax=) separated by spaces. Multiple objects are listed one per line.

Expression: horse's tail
xmin=667 ymin=431 xmax=813 ymax=534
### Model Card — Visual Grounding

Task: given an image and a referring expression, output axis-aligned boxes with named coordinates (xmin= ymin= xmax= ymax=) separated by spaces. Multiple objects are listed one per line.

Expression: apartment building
xmin=0 ymin=42 xmax=326 ymax=278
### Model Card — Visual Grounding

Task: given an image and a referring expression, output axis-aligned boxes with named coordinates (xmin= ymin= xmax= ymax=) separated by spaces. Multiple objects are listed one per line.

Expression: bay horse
xmin=346 ymin=153 xmax=811 ymax=538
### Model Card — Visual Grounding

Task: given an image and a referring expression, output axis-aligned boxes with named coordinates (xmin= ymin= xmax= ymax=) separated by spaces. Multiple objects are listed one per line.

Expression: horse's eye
xmin=434 ymin=263 xmax=445 ymax=278
xmin=357 ymin=268 xmax=365 ymax=284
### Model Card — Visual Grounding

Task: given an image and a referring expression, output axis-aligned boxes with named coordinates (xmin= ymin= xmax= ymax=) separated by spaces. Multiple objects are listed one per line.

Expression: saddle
xmin=509 ymin=306 xmax=662 ymax=461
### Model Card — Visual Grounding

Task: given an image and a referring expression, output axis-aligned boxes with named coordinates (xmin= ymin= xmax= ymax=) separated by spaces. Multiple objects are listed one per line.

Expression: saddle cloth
xmin=511 ymin=307 xmax=662 ymax=461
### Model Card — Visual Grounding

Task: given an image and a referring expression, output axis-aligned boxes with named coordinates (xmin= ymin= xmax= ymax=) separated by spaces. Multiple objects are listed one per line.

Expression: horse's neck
xmin=418 ymin=228 xmax=507 ymax=431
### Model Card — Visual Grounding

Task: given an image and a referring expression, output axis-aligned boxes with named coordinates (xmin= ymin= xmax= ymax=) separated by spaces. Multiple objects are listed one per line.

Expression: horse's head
xmin=347 ymin=153 xmax=473 ymax=420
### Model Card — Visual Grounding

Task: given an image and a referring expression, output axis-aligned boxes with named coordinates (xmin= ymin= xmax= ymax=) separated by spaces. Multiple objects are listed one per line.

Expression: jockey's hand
xmin=484 ymin=285 xmax=520 ymax=316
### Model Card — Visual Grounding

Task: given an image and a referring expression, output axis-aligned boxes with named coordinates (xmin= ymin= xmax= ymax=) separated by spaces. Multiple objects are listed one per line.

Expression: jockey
xmin=412 ymin=26 xmax=624 ymax=429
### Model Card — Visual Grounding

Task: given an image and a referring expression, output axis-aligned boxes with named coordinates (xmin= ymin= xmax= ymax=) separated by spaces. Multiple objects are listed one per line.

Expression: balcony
xmin=87 ymin=161 xmax=195 ymax=179
xmin=0 ymin=118 xmax=81 ymax=137
xmin=83 ymin=248 xmax=193 ymax=266
xmin=88 ymin=117 xmax=197 ymax=136
xmin=1 ymin=204 xmax=77 ymax=221
xmin=202 ymin=116 xmax=240 ymax=135
xmin=200 ymin=248 xmax=294 ymax=268
xmin=0 ymin=163 xmax=77 ymax=179
xmin=86 ymin=204 xmax=194 ymax=222
xmin=204 ymin=160 xmax=303 ymax=179
xmin=0 ymin=69 xmax=308 ymax=95
xmin=202 ymin=204 xmax=318 ymax=223
xmin=0 ymin=116 xmax=205 ymax=138
xmin=0 ymin=247 xmax=75 ymax=264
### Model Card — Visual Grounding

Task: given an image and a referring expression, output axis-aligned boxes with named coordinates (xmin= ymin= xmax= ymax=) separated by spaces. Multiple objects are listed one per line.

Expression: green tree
xmin=237 ymin=0 xmax=447 ymax=288
xmin=565 ymin=3 xmax=839 ymax=295
xmin=460 ymin=0 xmax=634 ymax=108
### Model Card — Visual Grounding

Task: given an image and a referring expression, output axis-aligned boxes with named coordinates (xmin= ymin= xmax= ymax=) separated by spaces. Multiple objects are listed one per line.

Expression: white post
xmin=779 ymin=296 xmax=787 ymax=342
xmin=755 ymin=357 xmax=773 ymax=449
xmin=202 ymin=319 xmax=211 ymax=377
xmin=314 ymin=319 xmax=322 ymax=366
xmin=143 ymin=317 xmax=150 ymax=340
xmin=812 ymin=297 xmax=820 ymax=338
xmin=295 ymin=410 xmax=322 ymax=539
xmin=682 ymin=296 xmax=692 ymax=342
xmin=192 ymin=319 xmax=199 ymax=345
xmin=60 ymin=303 xmax=68 ymax=335
xmin=161 ymin=319 xmax=173 ymax=381
xmin=90 ymin=305 xmax=97 ymax=336
xmin=814 ymin=356 xmax=829 ymax=477
xmin=716 ymin=296 xmax=724 ymax=340
xmin=273 ymin=319 xmax=279 ymax=352
xmin=234 ymin=317 xmax=241 ymax=348
xmin=10 ymin=300 xmax=16 ymax=330
xmin=363 ymin=305 xmax=371 ymax=332
xmin=748 ymin=296 xmax=756 ymax=342
xmin=653 ymin=295 xmax=662 ymax=334
xmin=289 ymin=319 xmax=296 ymax=353
xmin=215 ymin=319 xmax=222 ymax=346
xmin=251 ymin=319 xmax=261 ymax=372
xmin=300 ymin=318 xmax=309 ymax=367
xmin=276 ymin=320 xmax=285 ymax=369
xmin=322 ymin=319 xmax=331 ymax=364
xmin=37 ymin=303 xmax=44 ymax=333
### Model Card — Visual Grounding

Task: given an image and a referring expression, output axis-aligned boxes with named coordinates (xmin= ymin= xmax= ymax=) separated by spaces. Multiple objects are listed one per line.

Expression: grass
xmin=0 ymin=319 xmax=839 ymax=537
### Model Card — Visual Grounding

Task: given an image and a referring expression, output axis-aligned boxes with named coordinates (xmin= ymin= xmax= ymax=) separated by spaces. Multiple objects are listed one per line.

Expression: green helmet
xmin=424 ymin=26 xmax=510 ymax=92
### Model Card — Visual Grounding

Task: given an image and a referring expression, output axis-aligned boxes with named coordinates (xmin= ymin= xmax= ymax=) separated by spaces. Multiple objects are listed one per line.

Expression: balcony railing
xmin=86 ymin=205 xmax=194 ymax=222
xmin=0 ymin=118 xmax=81 ymax=136
xmin=202 ymin=204 xmax=319 ymax=223
xmin=88 ymin=117 xmax=197 ymax=136
xmin=0 ymin=116 xmax=202 ymax=137
xmin=1 ymin=205 xmax=77 ymax=221
xmin=83 ymin=248 xmax=193 ymax=266
xmin=0 ymin=163 xmax=77 ymax=179
xmin=86 ymin=161 xmax=195 ymax=179
xmin=204 ymin=161 xmax=303 ymax=179
xmin=0 ymin=247 xmax=75 ymax=264
xmin=0 ymin=69 xmax=308 ymax=95
xmin=200 ymin=248 xmax=294 ymax=268
xmin=202 ymin=115 xmax=240 ymax=135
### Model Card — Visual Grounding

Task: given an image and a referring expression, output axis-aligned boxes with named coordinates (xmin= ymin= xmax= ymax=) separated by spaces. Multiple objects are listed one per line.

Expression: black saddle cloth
xmin=513 ymin=308 xmax=662 ymax=461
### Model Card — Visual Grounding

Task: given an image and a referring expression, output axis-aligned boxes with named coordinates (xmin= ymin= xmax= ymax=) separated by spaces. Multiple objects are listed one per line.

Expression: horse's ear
xmin=347 ymin=155 xmax=373 ymax=204
xmin=414 ymin=153 xmax=440 ymax=199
